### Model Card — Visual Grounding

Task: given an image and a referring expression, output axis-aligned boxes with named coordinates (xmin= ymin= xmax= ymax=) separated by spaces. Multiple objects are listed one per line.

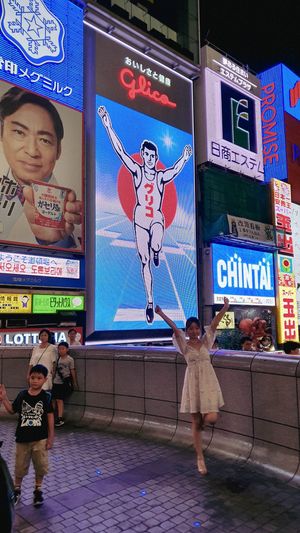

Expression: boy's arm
xmin=0 ymin=384 xmax=15 ymax=414
xmin=71 ymin=368 xmax=79 ymax=389
xmin=46 ymin=412 xmax=54 ymax=450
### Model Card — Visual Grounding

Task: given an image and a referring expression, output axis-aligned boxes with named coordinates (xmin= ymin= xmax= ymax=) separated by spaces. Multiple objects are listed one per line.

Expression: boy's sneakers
xmin=55 ymin=417 xmax=65 ymax=427
xmin=33 ymin=489 xmax=44 ymax=507
xmin=14 ymin=488 xmax=21 ymax=505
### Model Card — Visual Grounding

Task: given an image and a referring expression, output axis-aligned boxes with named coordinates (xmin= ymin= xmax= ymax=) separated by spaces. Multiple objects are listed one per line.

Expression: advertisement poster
xmin=292 ymin=203 xmax=300 ymax=321
xmin=0 ymin=326 xmax=83 ymax=346
xmin=0 ymin=80 xmax=84 ymax=252
xmin=216 ymin=306 xmax=276 ymax=350
xmin=92 ymin=30 xmax=196 ymax=335
xmin=211 ymin=243 xmax=275 ymax=306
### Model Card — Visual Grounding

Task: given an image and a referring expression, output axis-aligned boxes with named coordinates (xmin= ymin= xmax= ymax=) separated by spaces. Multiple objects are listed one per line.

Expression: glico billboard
xmin=86 ymin=27 xmax=197 ymax=341
xmin=0 ymin=0 xmax=84 ymax=252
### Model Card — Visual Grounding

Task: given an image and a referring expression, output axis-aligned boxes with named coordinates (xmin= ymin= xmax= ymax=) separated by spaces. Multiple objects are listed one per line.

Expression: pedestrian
xmin=155 ymin=297 xmax=230 ymax=475
xmin=27 ymin=329 xmax=57 ymax=392
xmin=67 ymin=328 xmax=81 ymax=346
xmin=282 ymin=340 xmax=300 ymax=355
xmin=0 ymin=364 xmax=54 ymax=507
xmin=52 ymin=341 xmax=78 ymax=427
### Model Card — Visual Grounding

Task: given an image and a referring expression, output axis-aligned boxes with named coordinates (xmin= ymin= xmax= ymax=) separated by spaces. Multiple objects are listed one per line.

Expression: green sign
xmin=32 ymin=295 xmax=84 ymax=314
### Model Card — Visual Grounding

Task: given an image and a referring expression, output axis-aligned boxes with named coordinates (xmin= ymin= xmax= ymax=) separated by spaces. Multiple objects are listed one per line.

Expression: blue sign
xmin=0 ymin=0 xmax=83 ymax=110
xmin=259 ymin=65 xmax=287 ymax=182
xmin=282 ymin=64 xmax=300 ymax=121
xmin=212 ymin=243 xmax=275 ymax=306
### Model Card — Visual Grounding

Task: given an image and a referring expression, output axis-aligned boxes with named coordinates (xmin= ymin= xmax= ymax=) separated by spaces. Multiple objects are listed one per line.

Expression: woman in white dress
xmin=155 ymin=297 xmax=229 ymax=475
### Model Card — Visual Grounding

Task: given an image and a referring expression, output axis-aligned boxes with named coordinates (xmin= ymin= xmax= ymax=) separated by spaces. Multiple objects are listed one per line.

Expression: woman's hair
xmin=58 ymin=341 xmax=69 ymax=349
xmin=185 ymin=316 xmax=200 ymax=330
xmin=39 ymin=328 xmax=51 ymax=341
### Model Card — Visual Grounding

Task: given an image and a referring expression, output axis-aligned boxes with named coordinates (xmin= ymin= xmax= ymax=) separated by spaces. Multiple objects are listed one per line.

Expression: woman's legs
xmin=191 ymin=413 xmax=207 ymax=475
xmin=203 ymin=412 xmax=218 ymax=426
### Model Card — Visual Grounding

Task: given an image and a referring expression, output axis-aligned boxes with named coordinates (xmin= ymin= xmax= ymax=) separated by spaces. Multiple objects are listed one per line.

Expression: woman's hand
xmin=223 ymin=297 xmax=229 ymax=310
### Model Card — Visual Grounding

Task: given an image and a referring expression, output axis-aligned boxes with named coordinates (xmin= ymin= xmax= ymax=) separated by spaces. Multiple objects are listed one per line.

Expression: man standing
xmin=0 ymin=86 xmax=82 ymax=248
xmin=98 ymin=105 xmax=192 ymax=324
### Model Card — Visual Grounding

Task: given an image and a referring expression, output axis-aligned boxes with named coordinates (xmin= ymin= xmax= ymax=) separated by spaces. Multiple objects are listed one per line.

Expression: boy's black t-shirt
xmin=12 ymin=389 xmax=53 ymax=443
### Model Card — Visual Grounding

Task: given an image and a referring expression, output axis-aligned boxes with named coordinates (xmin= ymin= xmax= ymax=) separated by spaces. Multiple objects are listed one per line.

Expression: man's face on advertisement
xmin=142 ymin=147 xmax=157 ymax=170
xmin=1 ymin=102 xmax=61 ymax=185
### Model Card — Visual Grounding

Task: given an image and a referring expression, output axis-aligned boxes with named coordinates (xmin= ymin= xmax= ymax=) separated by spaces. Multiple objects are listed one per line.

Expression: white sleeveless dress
xmin=173 ymin=326 xmax=224 ymax=414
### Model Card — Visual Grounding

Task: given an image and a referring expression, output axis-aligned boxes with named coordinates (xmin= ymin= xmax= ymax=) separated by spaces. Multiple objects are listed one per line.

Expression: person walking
xmin=155 ymin=297 xmax=229 ymax=475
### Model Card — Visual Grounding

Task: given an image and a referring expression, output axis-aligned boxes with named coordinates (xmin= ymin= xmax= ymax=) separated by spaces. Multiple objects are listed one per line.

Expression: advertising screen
xmin=259 ymin=65 xmax=287 ymax=182
xmin=0 ymin=0 xmax=84 ymax=110
xmin=0 ymin=293 xmax=32 ymax=313
xmin=0 ymin=79 xmax=84 ymax=252
xmin=0 ymin=250 xmax=84 ymax=289
xmin=291 ymin=203 xmax=300 ymax=322
xmin=32 ymin=294 xmax=84 ymax=314
xmin=0 ymin=326 xmax=83 ymax=346
xmin=202 ymin=68 xmax=264 ymax=180
xmin=88 ymin=29 xmax=197 ymax=339
xmin=212 ymin=243 xmax=275 ymax=306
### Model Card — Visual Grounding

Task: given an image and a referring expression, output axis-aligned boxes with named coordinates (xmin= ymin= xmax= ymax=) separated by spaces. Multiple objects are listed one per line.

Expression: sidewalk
xmin=0 ymin=418 xmax=299 ymax=533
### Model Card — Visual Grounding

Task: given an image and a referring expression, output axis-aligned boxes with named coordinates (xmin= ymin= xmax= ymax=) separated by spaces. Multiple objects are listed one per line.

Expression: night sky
xmin=199 ymin=1 xmax=300 ymax=76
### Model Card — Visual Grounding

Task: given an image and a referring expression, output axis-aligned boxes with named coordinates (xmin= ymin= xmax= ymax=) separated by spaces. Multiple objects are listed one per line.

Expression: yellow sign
xmin=276 ymin=286 xmax=299 ymax=343
xmin=216 ymin=311 xmax=235 ymax=329
xmin=0 ymin=294 xmax=32 ymax=313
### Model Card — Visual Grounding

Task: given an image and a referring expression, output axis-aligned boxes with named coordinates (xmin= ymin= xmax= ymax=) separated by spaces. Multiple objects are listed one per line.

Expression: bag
xmin=63 ymin=376 xmax=74 ymax=395
xmin=0 ymin=442 xmax=15 ymax=533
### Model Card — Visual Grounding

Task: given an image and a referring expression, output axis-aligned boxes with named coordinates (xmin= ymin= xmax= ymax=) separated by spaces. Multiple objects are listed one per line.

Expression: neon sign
xmin=119 ymin=68 xmax=177 ymax=108
xmin=290 ymin=80 xmax=300 ymax=108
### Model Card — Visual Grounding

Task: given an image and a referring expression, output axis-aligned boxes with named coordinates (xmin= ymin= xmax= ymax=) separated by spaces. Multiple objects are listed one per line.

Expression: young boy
xmin=0 ymin=364 xmax=54 ymax=507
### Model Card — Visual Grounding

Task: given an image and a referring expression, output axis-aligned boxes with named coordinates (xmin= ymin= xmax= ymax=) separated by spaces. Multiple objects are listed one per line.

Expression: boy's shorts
xmin=15 ymin=439 xmax=48 ymax=478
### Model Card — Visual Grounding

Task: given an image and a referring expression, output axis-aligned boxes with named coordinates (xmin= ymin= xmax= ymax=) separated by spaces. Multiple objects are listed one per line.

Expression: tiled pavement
xmin=0 ymin=419 xmax=299 ymax=533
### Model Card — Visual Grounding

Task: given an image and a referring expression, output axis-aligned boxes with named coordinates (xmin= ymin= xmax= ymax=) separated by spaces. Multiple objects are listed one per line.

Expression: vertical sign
xmin=91 ymin=29 xmax=196 ymax=337
xmin=271 ymin=179 xmax=299 ymax=342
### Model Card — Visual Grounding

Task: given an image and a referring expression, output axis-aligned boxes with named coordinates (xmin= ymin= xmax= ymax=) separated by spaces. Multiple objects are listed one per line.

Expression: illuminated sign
xmin=212 ymin=243 xmax=275 ymax=306
xmin=227 ymin=215 xmax=275 ymax=245
xmin=200 ymin=68 xmax=264 ymax=180
xmin=275 ymin=253 xmax=299 ymax=343
xmin=88 ymin=28 xmax=196 ymax=339
xmin=119 ymin=68 xmax=177 ymax=108
xmin=0 ymin=327 xmax=83 ymax=346
xmin=33 ymin=294 xmax=84 ymax=314
xmin=270 ymin=179 xmax=293 ymax=255
xmin=0 ymin=79 xmax=84 ymax=253
xmin=0 ymin=0 xmax=84 ymax=110
xmin=215 ymin=311 xmax=235 ymax=329
xmin=291 ymin=203 xmax=300 ymax=321
xmin=0 ymin=293 xmax=32 ymax=313
xmin=0 ymin=251 xmax=84 ymax=288
xmin=201 ymin=46 xmax=260 ymax=96
xmin=259 ymin=65 xmax=287 ymax=182
xmin=282 ymin=65 xmax=300 ymax=121
xmin=285 ymin=112 xmax=300 ymax=204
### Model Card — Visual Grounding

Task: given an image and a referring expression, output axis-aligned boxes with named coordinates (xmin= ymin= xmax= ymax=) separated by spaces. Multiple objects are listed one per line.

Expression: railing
xmin=0 ymin=345 xmax=299 ymax=484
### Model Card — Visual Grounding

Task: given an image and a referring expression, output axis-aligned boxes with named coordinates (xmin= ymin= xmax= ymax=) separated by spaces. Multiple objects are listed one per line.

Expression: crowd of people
xmin=0 ymin=328 xmax=79 ymax=508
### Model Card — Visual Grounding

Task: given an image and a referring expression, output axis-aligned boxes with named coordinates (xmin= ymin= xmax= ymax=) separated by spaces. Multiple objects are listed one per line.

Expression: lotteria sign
xmin=0 ymin=0 xmax=84 ymax=110
xmin=212 ymin=243 xmax=275 ymax=305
